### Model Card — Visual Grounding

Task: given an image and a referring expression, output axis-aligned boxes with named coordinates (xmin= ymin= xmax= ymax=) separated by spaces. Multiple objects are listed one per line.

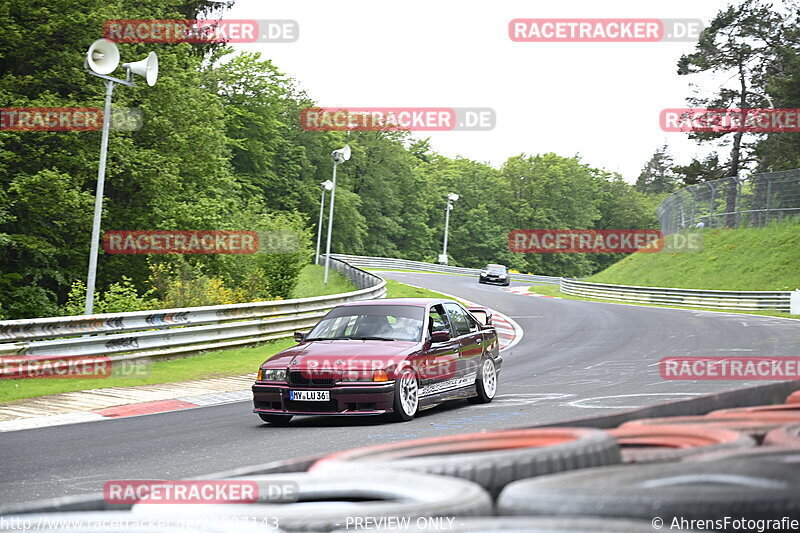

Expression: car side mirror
xmin=430 ymin=330 xmax=450 ymax=343
xmin=294 ymin=331 xmax=306 ymax=343
xmin=471 ymin=310 xmax=493 ymax=327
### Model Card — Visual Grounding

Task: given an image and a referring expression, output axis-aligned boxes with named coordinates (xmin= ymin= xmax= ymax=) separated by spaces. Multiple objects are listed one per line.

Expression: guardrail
xmin=0 ymin=257 xmax=386 ymax=362
xmin=560 ymin=278 xmax=800 ymax=314
xmin=330 ymin=254 xmax=561 ymax=285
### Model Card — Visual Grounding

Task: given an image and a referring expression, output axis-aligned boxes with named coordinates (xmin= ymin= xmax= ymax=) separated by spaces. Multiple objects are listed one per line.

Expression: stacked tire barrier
xmin=4 ymin=386 xmax=800 ymax=532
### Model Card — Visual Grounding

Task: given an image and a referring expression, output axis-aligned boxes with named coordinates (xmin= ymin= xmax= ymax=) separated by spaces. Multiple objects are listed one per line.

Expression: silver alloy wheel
xmin=399 ymin=371 xmax=419 ymax=416
xmin=482 ymin=359 xmax=497 ymax=398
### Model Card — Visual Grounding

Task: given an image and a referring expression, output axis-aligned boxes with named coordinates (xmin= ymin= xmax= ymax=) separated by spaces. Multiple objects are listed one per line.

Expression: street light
xmin=439 ymin=193 xmax=459 ymax=265
xmin=83 ymin=39 xmax=158 ymax=314
xmin=323 ymin=145 xmax=351 ymax=284
xmin=315 ymin=180 xmax=334 ymax=265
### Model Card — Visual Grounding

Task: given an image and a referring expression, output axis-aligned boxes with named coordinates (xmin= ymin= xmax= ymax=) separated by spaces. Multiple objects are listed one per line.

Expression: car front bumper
xmin=252 ymin=381 xmax=396 ymax=416
xmin=479 ymin=276 xmax=508 ymax=284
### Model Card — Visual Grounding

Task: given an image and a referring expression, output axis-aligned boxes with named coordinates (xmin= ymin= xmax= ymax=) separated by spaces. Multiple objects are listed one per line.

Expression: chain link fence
xmin=658 ymin=169 xmax=800 ymax=235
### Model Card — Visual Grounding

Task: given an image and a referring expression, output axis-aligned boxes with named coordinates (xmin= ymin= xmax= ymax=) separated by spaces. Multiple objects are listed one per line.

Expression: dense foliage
xmin=4 ymin=0 xmax=797 ymax=319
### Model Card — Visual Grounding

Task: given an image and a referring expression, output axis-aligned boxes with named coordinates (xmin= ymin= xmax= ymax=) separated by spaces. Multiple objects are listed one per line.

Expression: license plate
xmin=289 ymin=390 xmax=330 ymax=401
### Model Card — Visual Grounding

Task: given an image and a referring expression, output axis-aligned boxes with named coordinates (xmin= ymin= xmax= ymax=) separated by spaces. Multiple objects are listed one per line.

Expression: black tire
xmin=331 ymin=516 xmax=670 ymax=532
xmin=392 ymin=368 xmax=419 ymax=422
xmin=497 ymin=459 xmax=800 ymax=521
xmin=132 ymin=471 xmax=492 ymax=532
xmin=259 ymin=413 xmax=293 ymax=425
xmin=467 ymin=358 xmax=497 ymax=404
xmin=685 ymin=447 xmax=800 ymax=463
xmin=764 ymin=423 xmax=800 ymax=446
xmin=607 ymin=425 xmax=755 ymax=463
xmin=311 ymin=428 xmax=621 ymax=497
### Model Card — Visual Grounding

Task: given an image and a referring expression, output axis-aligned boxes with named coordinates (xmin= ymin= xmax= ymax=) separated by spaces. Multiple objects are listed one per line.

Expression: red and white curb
xmin=503 ymin=286 xmax=562 ymax=299
xmin=0 ymin=377 xmax=254 ymax=433
xmin=493 ymin=314 xmax=523 ymax=352
xmin=0 ymin=294 xmax=523 ymax=433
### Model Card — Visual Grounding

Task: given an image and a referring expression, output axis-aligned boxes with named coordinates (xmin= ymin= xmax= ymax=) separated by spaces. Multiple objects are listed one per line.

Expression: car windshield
xmin=305 ymin=305 xmax=425 ymax=342
xmin=486 ymin=266 xmax=506 ymax=274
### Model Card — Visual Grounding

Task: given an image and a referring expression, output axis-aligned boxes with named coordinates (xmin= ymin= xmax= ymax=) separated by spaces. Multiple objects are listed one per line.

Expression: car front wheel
xmin=393 ymin=368 xmax=419 ymax=421
xmin=468 ymin=358 xmax=497 ymax=404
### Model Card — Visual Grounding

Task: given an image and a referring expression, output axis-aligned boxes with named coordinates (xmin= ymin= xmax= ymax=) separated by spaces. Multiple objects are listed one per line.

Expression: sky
xmin=221 ymin=0 xmax=740 ymax=182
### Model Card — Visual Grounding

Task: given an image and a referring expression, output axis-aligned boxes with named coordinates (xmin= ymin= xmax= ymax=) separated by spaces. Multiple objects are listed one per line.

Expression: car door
xmin=417 ymin=304 xmax=461 ymax=396
xmin=443 ymin=302 xmax=484 ymax=385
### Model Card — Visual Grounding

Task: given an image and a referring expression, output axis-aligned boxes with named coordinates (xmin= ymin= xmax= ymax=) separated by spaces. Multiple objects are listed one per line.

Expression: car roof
xmin=486 ymin=263 xmax=506 ymax=268
xmin=338 ymin=298 xmax=452 ymax=308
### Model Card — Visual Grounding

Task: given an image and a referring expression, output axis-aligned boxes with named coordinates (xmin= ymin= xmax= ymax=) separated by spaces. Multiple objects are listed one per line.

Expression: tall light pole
xmin=83 ymin=39 xmax=158 ymax=314
xmin=439 ymin=193 xmax=459 ymax=265
xmin=323 ymin=145 xmax=351 ymax=284
xmin=315 ymin=180 xmax=334 ymax=265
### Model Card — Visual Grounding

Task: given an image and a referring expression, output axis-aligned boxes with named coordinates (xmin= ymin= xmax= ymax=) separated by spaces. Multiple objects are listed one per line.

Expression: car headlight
xmin=480 ymin=271 xmax=488 ymax=276
xmin=259 ymin=368 xmax=287 ymax=381
xmin=499 ymin=274 xmax=507 ymax=278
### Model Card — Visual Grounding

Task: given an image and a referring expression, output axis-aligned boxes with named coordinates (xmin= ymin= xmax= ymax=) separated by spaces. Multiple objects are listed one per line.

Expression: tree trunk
xmin=725 ymin=54 xmax=748 ymax=227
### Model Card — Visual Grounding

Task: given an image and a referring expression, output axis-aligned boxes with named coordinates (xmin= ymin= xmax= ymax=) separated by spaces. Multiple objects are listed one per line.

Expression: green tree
xmin=635 ymin=145 xmax=678 ymax=194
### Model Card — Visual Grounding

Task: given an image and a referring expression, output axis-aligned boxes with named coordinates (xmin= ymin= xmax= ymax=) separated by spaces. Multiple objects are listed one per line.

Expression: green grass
xmin=292 ymin=264 xmax=356 ymax=298
xmin=0 ymin=339 xmax=295 ymax=404
xmin=588 ymin=219 xmax=800 ymax=291
xmin=384 ymin=279 xmax=452 ymax=299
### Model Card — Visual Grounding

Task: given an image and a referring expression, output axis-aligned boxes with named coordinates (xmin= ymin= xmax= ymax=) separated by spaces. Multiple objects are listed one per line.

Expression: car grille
xmin=288 ymin=371 xmax=337 ymax=387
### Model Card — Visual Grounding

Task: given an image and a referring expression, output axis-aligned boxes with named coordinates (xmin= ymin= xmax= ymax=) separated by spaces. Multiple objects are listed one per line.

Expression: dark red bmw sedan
xmin=252 ymin=298 xmax=501 ymax=424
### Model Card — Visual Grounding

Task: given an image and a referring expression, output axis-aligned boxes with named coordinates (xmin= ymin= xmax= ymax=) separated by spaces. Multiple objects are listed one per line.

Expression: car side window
xmin=463 ymin=311 xmax=481 ymax=332
xmin=444 ymin=303 xmax=472 ymax=337
xmin=429 ymin=305 xmax=451 ymax=335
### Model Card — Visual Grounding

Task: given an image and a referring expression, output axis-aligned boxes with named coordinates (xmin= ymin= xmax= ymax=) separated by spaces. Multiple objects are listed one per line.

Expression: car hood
xmin=264 ymin=340 xmax=421 ymax=370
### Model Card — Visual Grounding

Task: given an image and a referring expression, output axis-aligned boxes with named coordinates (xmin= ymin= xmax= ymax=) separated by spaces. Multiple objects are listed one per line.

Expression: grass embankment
xmin=292 ymin=264 xmax=355 ymax=297
xmin=527 ymin=219 xmax=800 ymax=319
xmin=0 ymin=268 xmax=449 ymax=403
xmin=589 ymin=219 xmax=800 ymax=291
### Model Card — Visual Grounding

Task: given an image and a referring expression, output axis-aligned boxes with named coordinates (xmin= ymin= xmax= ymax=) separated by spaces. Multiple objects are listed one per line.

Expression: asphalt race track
xmin=1 ymin=272 xmax=798 ymax=505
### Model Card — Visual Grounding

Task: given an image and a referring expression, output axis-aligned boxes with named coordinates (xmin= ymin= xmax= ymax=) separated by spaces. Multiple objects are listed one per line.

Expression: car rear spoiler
xmin=467 ymin=306 xmax=493 ymax=327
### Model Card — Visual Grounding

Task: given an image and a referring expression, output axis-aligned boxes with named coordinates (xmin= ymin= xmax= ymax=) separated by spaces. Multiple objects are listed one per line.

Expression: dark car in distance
xmin=252 ymin=298 xmax=501 ymax=424
xmin=479 ymin=264 xmax=510 ymax=286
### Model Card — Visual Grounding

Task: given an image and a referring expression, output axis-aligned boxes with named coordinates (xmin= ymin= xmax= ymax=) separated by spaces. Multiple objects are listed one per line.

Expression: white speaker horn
xmin=86 ymin=39 xmax=120 ymax=75
xmin=332 ymin=144 xmax=351 ymax=163
xmin=123 ymin=51 xmax=159 ymax=86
